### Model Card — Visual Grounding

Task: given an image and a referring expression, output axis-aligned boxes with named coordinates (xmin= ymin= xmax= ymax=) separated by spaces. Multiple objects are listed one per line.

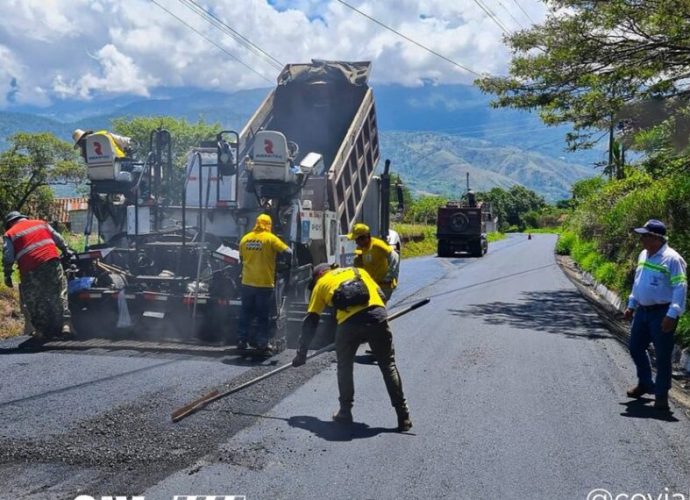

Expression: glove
xmin=66 ymin=248 xmax=77 ymax=260
xmin=292 ymin=350 xmax=307 ymax=367
xmin=4 ymin=275 xmax=12 ymax=288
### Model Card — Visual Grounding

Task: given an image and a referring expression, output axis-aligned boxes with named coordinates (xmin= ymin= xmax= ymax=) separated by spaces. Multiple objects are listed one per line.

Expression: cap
xmin=347 ymin=223 xmax=370 ymax=240
xmin=4 ymin=211 xmax=27 ymax=230
xmin=309 ymin=263 xmax=335 ymax=290
xmin=633 ymin=219 xmax=667 ymax=239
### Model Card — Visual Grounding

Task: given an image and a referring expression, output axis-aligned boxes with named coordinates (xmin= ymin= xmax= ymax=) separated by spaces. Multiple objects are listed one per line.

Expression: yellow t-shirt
xmin=239 ymin=230 xmax=289 ymax=287
xmin=307 ymin=267 xmax=385 ymax=324
xmin=355 ymin=236 xmax=396 ymax=287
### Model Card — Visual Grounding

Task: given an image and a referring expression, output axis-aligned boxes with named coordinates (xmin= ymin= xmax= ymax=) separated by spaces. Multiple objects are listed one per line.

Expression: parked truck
xmin=67 ymin=60 xmax=400 ymax=352
xmin=436 ymin=177 xmax=496 ymax=258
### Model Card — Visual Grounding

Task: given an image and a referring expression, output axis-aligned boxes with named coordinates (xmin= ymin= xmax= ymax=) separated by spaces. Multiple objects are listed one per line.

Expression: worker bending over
xmin=3 ymin=211 xmax=75 ymax=339
xmin=292 ymin=263 xmax=412 ymax=432
xmin=73 ymin=128 xmax=134 ymax=158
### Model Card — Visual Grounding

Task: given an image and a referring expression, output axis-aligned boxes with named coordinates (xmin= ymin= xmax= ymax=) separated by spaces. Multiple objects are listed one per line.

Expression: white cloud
xmin=52 ymin=44 xmax=158 ymax=99
xmin=0 ymin=0 xmax=546 ymax=107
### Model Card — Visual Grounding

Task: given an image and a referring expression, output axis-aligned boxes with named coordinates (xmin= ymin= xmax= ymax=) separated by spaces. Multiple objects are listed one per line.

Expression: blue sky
xmin=0 ymin=0 xmax=546 ymax=108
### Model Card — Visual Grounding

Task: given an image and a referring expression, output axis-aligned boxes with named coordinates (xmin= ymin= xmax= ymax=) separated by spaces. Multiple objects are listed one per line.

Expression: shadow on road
xmin=450 ymin=289 xmax=612 ymax=340
xmin=287 ymin=415 xmax=403 ymax=441
xmin=620 ymin=398 xmax=679 ymax=422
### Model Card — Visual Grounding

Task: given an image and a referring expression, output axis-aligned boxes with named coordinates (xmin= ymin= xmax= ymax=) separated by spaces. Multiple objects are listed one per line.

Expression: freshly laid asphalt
xmin=1 ymin=234 xmax=690 ymax=499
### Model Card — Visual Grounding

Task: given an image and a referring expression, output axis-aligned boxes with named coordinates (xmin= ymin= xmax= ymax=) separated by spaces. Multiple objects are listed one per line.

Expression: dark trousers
xmin=629 ymin=307 xmax=675 ymax=397
xmin=237 ymin=285 xmax=274 ymax=346
xmin=335 ymin=318 xmax=407 ymax=411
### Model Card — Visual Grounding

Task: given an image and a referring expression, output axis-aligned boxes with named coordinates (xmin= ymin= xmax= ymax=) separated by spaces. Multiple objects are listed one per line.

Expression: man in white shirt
xmin=624 ymin=219 xmax=687 ymax=410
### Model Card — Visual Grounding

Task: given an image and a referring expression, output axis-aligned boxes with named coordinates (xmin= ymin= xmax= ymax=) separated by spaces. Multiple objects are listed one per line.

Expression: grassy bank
xmin=0 ymin=281 xmax=24 ymax=339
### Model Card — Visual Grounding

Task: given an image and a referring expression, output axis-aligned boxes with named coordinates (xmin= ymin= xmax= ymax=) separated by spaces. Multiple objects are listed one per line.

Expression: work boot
xmin=61 ymin=322 xmax=75 ymax=338
xmin=255 ymin=342 xmax=274 ymax=356
xmin=626 ymin=384 xmax=653 ymax=399
xmin=332 ymin=407 xmax=353 ymax=424
xmin=396 ymin=407 xmax=412 ymax=432
xmin=654 ymin=395 xmax=670 ymax=411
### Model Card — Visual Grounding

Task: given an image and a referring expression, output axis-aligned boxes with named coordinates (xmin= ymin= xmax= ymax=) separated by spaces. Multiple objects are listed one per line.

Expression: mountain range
xmin=1 ymin=83 xmax=604 ymax=201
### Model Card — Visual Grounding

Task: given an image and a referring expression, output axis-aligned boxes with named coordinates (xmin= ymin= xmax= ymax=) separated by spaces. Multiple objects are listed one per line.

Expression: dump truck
xmin=67 ymin=60 xmax=400 ymax=352
xmin=436 ymin=181 xmax=495 ymax=258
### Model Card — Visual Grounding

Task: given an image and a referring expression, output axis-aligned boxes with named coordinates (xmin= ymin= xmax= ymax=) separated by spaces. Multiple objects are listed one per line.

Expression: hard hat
xmin=347 ymin=223 xmax=370 ymax=240
xmin=72 ymin=129 xmax=91 ymax=148
xmin=4 ymin=211 xmax=27 ymax=230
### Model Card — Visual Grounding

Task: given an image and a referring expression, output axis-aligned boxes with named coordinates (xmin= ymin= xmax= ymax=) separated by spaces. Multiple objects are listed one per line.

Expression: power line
xmin=472 ymin=0 xmax=512 ymax=35
xmin=149 ymin=0 xmax=274 ymax=83
xmin=493 ymin=0 xmax=526 ymax=30
xmin=510 ymin=0 xmax=536 ymax=25
xmin=177 ymin=0 xmax=284 ymax=71
xmin=333 ymin=0 xmax=481 ymax=76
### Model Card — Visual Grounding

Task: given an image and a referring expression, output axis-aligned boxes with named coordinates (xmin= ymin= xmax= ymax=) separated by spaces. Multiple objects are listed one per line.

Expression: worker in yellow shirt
xmin=348 ymin=223 xmax=399 ymax=303
xmin=237 ymin=214 xmax=292 ymax=355
xmin=291 ymin=263 xmax=412 ymax=431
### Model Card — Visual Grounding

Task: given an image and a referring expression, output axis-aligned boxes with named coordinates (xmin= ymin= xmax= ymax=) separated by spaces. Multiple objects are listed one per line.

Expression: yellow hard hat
xmin=347 ymin=223 xmax=370 ymax=240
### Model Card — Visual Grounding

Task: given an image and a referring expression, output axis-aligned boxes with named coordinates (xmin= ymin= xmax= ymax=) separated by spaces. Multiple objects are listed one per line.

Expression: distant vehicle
xmin=436 ymin=188 xmax=496 ymax=258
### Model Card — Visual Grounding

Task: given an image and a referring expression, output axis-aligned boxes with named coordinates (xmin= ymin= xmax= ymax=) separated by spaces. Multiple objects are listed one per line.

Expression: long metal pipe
xmin=171 ymin=297 xmax=431 ymax=422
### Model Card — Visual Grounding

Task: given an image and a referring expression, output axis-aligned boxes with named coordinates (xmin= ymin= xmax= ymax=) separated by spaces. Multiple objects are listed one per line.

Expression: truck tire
xmin=449 ymin=213 xmax=469 ymax=232
xmin=437 ymin=240 xmax=452 ymax=258
xmin=470 ymin=241 xmax=483 ymax=257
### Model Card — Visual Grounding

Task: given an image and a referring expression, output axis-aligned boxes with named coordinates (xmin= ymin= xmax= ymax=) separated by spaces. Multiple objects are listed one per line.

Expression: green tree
xmin=112 ymin=116 xmax=222 ymax=202
xmin=475 ymin=1 xmax=690 ymax=155
xmin=112 ymin=116 xmax=221 ymax=164
xmin=408 ymin=195 xmax=448 ymax=224
xmin=482 ymin=185 xmax=546 ymax=231
xmin=0 ymin=132 xmax=84 ymax=217
xmin=571 ymin=176 xmax=606 ymax=206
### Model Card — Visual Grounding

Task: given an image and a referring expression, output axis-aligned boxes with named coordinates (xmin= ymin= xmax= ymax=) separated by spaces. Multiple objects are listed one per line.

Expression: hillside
xmin=380 ymin=132 xmax=594 ymax=201
xmin=0 ymin=83 xmax=602 ymax=201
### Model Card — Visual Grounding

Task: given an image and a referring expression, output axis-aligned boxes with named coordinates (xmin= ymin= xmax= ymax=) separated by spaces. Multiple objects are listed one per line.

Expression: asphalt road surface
xmin=2 ymin=234 xmax=690 ymax=500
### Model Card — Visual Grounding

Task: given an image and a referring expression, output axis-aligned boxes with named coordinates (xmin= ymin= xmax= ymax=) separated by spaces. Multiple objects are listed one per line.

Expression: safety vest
xmin=5 ymin=219 xmax=59 ymax=275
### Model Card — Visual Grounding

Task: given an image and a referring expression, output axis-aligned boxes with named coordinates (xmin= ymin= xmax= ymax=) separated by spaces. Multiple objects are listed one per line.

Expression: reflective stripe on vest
xmin=5 ymin=219 xmax=59 ymax=274
xmin=15 ymin=238 xmax=55 ymax=260
xmin=9 ymin=223 xmax=46 ymax=241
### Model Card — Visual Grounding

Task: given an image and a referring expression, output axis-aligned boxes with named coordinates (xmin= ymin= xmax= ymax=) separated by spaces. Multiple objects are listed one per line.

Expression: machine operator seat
xmin=83 ymin=132 xmax=136 ymax=183
xmin=249 ymin=130 xmax=298 ymax=183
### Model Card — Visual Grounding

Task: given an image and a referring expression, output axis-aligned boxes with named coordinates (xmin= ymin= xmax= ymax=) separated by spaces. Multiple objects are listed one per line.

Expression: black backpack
xmin=332 ymin=268 xmax=370 ymax=310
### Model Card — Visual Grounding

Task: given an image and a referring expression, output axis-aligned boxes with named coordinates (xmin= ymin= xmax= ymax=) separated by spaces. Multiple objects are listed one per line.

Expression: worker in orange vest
xmin=3 ymin=211 xmax=75 ymax=338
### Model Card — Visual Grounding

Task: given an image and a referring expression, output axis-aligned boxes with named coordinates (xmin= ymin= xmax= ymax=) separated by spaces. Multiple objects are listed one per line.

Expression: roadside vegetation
xmin=475 ymin=1 xmax=690 ymax=347
xmin=553 ymin=173 xmax=690 ymax=347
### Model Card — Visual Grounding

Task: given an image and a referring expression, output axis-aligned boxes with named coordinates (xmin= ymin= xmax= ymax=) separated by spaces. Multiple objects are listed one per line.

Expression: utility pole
xmin=608 ymin=116 xmax=614 ymax=180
